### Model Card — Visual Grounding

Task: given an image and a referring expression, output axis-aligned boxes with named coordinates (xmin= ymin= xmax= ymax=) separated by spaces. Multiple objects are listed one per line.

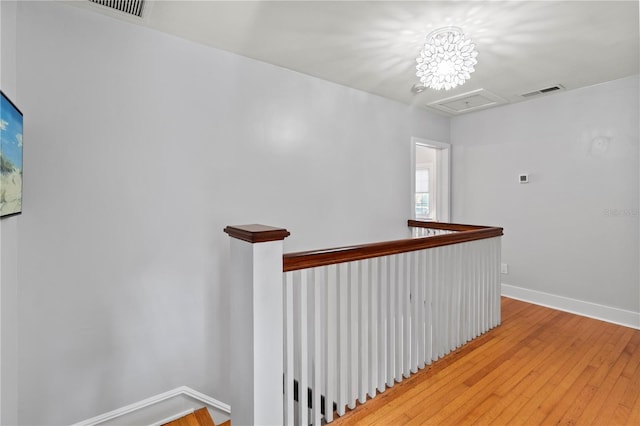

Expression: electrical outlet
xmin=501 ymin=263 xmax=509 ymax=274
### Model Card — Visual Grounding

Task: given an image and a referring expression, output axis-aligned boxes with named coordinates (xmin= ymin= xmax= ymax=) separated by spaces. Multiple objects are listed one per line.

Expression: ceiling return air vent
xmin=520 ymin=85 xmax=565 ymax=98
xmin=88 ymin=0 xmax=145 ymax=17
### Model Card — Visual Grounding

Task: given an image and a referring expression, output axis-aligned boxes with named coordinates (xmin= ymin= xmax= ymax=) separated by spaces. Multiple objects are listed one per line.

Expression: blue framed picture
xmin=1 ymin=90 xmax=23 ymax=218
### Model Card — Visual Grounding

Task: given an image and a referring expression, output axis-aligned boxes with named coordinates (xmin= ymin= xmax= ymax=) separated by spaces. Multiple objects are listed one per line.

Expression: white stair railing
xmin=283 ymin=234 xmax=501 ymax=424
xmin=225 ymin=220 xmax=503 ymax=426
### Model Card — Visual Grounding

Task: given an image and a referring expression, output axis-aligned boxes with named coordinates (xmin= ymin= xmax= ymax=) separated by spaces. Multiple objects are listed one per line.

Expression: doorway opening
xmin=411 ymin=137 xmax=451 ymax=222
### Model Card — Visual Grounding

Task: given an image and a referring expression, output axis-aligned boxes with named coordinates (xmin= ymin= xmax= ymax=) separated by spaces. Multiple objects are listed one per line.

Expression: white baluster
xmin=475 ymin=241 xmax=481 ymax=335
xmin=452 ymin=243 xmax=461 ymax=349
xmin=497 ymin=238 xmax=502 ymax=325
xmin=447 ymin=245 xmax=454 ymax=353
xmin=284 ymin=273 xmax=294 ymax=425
xmin=417 ymin=249 xmax=426 ymax=369
xmin=489 ymin=238 xmax=498 ymax=327
xmin=425 ymin=248 xmax=433 ymax=365
xmin=461 ymin=242 xmax=469 ymax=344
xmin=477 ymin=241 xmax=484 ymax=337
xmin=394 ymin=254 xmax=403 ymax=382
xmin=387 ymin=255 xmax=395 ymax=387
xmin=298 ymin=271 xmax=309 ymax=426
xmin=435 ymin=246 xmax=445 ymax=360
xmin=312 ymin=269 xmax=322 ymax=426
xmin=368 ymin=257 xmax=379 ymax=398
xmin=325 ymin=264 xmax=337 ymax=423
xmin=348 ymin=262 xmax=358 ymax=409
xmin=359 ymin=260 xmax=369 ymax=404
xmin=490 ymin=240 xmax=496 ymax=327
xmin=471 ymin=242 xmax=478 ymax=339
xmin=432 ymin=247 xmax=439 ymax=360
xmin=378 ymin=255 xmax=389 ymax=392
xmin=410 ymin=251 xmax=418 ymax=374
xmin=481 ymin=241 xmax=488 ymax=333
xmin=482 ymin=241 xmax=488 ymax=332
xmin=496 ymin=238 xmax=502 ymax=326
xmin=337 ymin=263 xmax=348 ymax=416
xmin=403 ymin=253 xmax=411 ymax=378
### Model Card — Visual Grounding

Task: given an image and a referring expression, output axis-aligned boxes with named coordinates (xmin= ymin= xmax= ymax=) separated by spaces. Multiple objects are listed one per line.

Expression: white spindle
xmin=417 ymin=249 xmax=426 ymax=369
xmin=483 ymin=241 xmax=489 ymax=332
xmin=410 ymin=251 xmax=418 ymax=374
xmin=325 ymin=264 xmax=337 ymax=423
xmin=482 ymin=241 xmax=488 ymax=333
xmin=402 ymin=253 xmax=411 ymax=379
xmin=284 ymin=273 xmax=295 ymax=425
xmin=348 ymin=263 xmax=358 ymax=409
xmin=453 ymin=243 xmax=461 ymax=349
xmin=368 ymin=258 xmax=378 ymax=398
xmin=431 ymin=247 xmax=439 ymax=360
xmin=462 ymin=243 xmax=469 ymax=343
xmin=378 ymin=256 xmax=388 ymax=392
xmin=468 ymin=241 xmax=475 ymax=339
xmin=425 ymin=247 xmax=434 ymax=364
xmin=337 ymin=263 xmax=348 ymax=416
xmin=440 ymin=245 xmax=448 ymax=358
xmin=312 ymin=269 xmax=322 ymax=425
xmin=446 ymin=245 xmax=455 ymax=353
xmin=387 ymin=255 xmax=396 ymax=387
xmin=359 ymin=260 xmax=369 ymax=404
xmin=394 ymin=254 xmax=403 ymax=382
xmin=495 ymin=238 xmax=502 ymax=325
xmin=298 ymin=271 xmax=308 ymax=426
xmin=424 ymin=248 xmax=432 ymax=365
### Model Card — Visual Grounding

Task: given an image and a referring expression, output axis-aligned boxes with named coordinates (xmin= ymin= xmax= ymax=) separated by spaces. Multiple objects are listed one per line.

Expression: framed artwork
xmin=1 ymin=90 xmax=23 ymax=218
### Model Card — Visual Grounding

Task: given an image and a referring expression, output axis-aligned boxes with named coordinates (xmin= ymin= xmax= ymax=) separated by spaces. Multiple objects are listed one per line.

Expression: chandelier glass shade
xmin=416 ymin=27 xmax=478 ymax=91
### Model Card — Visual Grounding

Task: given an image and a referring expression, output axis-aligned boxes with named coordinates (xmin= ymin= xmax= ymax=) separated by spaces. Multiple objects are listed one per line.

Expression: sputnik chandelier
xmin=416 ymin=26 xmax=478 ymax=91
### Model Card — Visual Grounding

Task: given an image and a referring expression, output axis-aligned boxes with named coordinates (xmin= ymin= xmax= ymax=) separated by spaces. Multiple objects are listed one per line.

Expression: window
xmin=415 ymin=168 xmax=431 ymax=219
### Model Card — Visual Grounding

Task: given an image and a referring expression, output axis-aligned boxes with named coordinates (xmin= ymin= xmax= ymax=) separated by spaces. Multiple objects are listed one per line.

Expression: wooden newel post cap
xmin=223 ymin=224 xmax=290 ymax=243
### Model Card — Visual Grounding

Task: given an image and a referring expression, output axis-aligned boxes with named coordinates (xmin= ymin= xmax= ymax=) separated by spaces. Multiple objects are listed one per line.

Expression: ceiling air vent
xmin=88 ymin=0 xmax=144 ymax=17
xmin=520 ymin=85 xmax=565 ymax=98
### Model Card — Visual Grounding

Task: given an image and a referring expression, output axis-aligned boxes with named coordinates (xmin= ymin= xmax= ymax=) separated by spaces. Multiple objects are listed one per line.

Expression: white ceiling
xmin=72 ymin=0 xmax=640 ymax=115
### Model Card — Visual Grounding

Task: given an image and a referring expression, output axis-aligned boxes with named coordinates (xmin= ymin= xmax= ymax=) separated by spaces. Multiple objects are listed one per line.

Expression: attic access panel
xmin=428 ymin=89 xmax=507 ymax=115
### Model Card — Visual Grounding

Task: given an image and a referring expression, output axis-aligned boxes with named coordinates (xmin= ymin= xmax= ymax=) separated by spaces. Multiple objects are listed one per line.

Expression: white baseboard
xmin=502 ymin=283 xmax=640 ymax=330
xmin=72 ymin=386 xmax=230 ymax=426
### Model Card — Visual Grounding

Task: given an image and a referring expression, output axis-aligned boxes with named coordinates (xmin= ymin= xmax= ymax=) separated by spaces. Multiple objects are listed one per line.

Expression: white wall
xmin=1 ymin=1 xmax=20 ymax=424
xmin=13 ymin=2 xmax=448 ymax=424
xmin=451 ymin=76 xmax=639 ymax=320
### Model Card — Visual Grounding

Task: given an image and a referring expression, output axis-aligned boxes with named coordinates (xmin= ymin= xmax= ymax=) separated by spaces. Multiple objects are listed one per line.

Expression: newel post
xmin=224 ymin=224 xmax=290 ymax=426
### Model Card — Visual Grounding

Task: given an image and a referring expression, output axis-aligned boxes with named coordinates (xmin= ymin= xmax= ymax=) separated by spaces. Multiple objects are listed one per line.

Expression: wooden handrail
xmin=283 ymin=220 xmax=503 ymax=272
xmin=407 ymin=219 xmax=490 ymax=231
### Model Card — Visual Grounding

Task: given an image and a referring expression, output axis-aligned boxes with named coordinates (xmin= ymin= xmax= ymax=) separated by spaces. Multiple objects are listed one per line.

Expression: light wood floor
xmin=331 ymin=297 xmax=640 ymax=425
